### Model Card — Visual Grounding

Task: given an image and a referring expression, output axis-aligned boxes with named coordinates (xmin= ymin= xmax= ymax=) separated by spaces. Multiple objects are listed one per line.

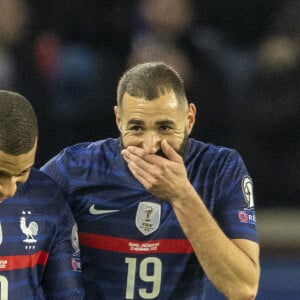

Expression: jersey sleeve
xmin=42 ymin=193 xmax=84 ymax=299
xmin=214 ymin=149 xmax=259 ymax=242
xmin=41 ymin=149 xmax=71 ymax=193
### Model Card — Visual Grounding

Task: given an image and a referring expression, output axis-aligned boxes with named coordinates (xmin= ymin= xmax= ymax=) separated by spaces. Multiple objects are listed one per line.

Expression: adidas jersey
xmin=41 ymin=138 xmax=258 ymax=300
xmin=0 ymin=168 xmax=84 ymax=300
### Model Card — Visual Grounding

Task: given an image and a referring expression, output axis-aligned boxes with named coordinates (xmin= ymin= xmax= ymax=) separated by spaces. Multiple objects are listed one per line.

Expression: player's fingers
xmin=122 ymin=146 xmax=146 ymax=158
xmin=124 ymin=155 xmax=157 ymax=189
xmin=122 ymin=148 xmax=153 ymax=169
xmin=161 ymin=139 xmax=182 ymax=163
xmin=122 ymin=147 xmax=163 ymax=165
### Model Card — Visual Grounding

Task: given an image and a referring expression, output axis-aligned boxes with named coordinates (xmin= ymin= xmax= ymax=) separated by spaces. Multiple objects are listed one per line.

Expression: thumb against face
xmin=161 ymin=139 xmax=181 ymax=162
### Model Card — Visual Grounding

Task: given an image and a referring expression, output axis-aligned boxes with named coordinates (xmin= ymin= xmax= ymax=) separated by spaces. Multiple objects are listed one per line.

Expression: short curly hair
xmin=0 ymin=90 xmax=38 ymax=155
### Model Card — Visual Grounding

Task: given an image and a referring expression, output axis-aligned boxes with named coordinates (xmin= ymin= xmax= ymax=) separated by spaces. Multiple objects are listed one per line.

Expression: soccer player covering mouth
xmin=0 ymin=90 xmax=84 ymax=299
xmin=41 ymin=62 xmax=260 ymax=300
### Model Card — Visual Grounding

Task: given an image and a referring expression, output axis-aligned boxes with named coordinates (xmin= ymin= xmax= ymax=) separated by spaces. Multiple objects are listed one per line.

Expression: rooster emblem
xmin=20 ymin=216 xmax=39 ymax=243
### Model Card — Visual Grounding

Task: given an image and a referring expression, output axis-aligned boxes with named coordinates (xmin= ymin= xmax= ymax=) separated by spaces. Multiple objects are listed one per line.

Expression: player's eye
xmin=159 ymin=125 xmax=172 ymax=132
xmin=17 ymin=168 xmax=31 ymax=177
xmin=129 ymin=126 xmax=143 ymax=132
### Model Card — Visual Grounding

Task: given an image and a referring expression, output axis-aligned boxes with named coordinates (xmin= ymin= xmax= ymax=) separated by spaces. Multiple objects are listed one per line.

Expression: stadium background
xmin=1 ymin=1 xmax=299 ymax=298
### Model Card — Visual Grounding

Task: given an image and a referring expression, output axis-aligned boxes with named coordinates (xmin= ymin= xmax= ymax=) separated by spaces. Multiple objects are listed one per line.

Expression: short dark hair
xmin=0 ymin=90 xmax=38 ymax=155
xmin=117 ymin=62 xmax=187 ymax=106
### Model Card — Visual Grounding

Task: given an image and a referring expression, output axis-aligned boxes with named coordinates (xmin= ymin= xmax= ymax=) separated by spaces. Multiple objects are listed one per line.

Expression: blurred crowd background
xmin=1 ymin=0 xmax=299 ymax=210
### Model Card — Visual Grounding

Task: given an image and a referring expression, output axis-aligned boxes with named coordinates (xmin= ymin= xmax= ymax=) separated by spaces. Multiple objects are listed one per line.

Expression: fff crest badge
xmin=135 ymin=201 xmax=161 ymax=236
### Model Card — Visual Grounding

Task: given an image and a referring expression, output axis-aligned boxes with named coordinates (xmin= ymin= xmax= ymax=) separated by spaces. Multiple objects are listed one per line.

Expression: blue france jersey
xmin=41 ymin=138 xmax=258 ymax=300
xmin=0 ymin=168 xmax=84 ymax=300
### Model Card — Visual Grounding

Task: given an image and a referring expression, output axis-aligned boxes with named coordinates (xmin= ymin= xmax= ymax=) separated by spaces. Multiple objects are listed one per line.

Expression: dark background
xmin=2 ymin=0 xmax=299 ymax=209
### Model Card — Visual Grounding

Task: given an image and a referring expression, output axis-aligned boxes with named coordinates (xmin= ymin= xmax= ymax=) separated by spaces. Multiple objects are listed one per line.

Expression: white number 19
xmin=0 ymin=275 xmax=8 ymax=299
xmin=125 ymin=257 xmax=162 ymax=299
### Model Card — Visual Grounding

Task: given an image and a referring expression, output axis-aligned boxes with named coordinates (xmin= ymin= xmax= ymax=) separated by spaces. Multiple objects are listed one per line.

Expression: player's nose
xmin=142 ymin=132 xmax=161 ymax=154
xmin=0 ymin=177 xmax=18 ymax=199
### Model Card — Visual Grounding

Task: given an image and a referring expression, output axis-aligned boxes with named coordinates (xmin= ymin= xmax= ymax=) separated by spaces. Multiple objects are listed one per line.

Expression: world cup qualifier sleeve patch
xmin=238 ymin=210 xmax=256 ymax=225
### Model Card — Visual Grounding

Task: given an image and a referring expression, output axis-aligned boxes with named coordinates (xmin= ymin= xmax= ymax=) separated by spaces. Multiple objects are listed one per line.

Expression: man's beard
xmin=120 ymin=130 xmax=189 ymax=159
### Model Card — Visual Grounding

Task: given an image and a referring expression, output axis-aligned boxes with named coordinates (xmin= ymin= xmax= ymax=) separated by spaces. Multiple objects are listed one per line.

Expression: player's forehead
xmin=126 ymin=117 xmax=177 ymax=127
xmin=0 ymin=148 xmax=35 ymax=176
xmin=121 ymin=91 xmax=184 ymax=120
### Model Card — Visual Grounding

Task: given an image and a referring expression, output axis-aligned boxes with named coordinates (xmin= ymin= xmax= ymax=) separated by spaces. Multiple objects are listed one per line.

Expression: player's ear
xmin=114 ymin=106 xmax=122 ymax=131
xmin=187 ymin=103 xmax=196 ymax=134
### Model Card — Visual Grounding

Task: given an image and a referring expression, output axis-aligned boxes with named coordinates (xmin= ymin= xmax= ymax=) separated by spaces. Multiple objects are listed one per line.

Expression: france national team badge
xmin=242 ymin=176 xmax=254 ymax=209
xmin=136 ymin=201 xmax=161 ymax=236
xmin=20 ymin=211 xmax=39 ymax=249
